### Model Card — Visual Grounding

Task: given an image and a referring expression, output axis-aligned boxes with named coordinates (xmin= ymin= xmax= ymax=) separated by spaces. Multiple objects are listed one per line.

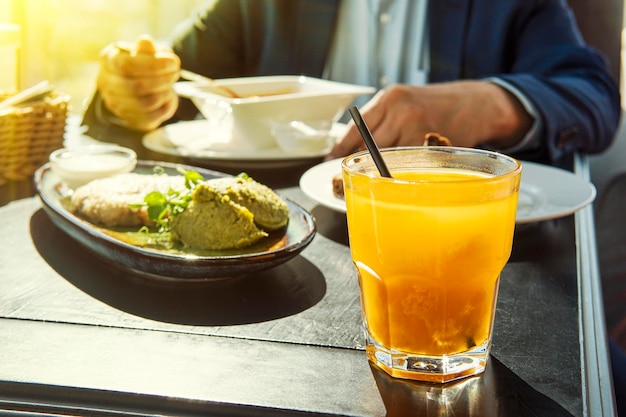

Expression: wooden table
xmin=0 ymin=137 xmax=616 ymax=416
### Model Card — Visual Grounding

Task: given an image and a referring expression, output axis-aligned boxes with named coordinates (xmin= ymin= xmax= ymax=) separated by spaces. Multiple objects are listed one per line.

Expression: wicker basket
xmin=0 ymin=91 xmax=70 ymax=183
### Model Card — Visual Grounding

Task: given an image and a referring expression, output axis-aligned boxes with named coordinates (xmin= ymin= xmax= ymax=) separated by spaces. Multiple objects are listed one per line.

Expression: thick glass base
xmin=365 ymin=332 xmax=490 ymax=383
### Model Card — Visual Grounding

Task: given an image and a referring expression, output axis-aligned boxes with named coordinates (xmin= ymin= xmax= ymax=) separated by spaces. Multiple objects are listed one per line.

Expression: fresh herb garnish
xmin=237 ymin=172 xmax=250 ymax=181
xmin=129 ymin=169 xmax=251 ymax=234
xmin=129 ymin=167 xmax=205 ymax=233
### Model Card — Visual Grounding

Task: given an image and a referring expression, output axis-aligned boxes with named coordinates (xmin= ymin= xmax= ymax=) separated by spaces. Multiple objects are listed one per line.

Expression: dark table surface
xmin=0 ymin=131 xmax=616 ymax=417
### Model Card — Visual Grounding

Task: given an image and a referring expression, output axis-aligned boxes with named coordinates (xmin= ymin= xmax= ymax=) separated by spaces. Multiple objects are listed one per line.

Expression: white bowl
xmin=271 ymin=120 xmax=333 ymax=154
xmin=49 ymin=144 xmax=137 ymax=189
xmin=174 ymin=75 xmax=375 ymax=151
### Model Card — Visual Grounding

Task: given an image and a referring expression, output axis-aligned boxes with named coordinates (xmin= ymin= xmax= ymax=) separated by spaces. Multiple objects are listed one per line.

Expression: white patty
xmin=70 ymin=173 xmax=186 ymax=227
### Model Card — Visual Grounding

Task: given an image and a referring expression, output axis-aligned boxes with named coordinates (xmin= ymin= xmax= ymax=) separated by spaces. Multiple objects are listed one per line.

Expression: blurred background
xmin=0 ymin=0 xmax=209 ymax=115
xmin=0 ymin=0 xmax=624 ymax=116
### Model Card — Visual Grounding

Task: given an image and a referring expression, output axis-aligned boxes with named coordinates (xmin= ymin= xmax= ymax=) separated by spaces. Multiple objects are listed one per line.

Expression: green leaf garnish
xmin=145 ymin=190 xmax=167 ymax=207
xmin=131 ymin=169 xmax=252 ymax=234
xmin=236 ymin=172 xmax=251 ymax=181
xmin=182 ymin=168 xmax=204 ymax=188
xmin=132 ymin=167 xmax=206 ymax=233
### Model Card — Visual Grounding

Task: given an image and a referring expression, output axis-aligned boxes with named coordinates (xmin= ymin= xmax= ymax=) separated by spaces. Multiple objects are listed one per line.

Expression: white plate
xmin=142 ymin=119 xmax=348 ymax=167
xmin=299 ymin=158 xmax=597 ymax=224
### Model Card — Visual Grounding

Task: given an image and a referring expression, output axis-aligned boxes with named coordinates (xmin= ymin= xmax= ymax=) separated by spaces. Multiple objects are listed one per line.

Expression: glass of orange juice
xmin=342 ymin=146 xmax=522 ymax=383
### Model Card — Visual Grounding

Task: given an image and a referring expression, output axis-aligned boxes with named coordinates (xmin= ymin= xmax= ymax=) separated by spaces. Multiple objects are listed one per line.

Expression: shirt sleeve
xmin=485 ymin=77 xmax=543 ymax=155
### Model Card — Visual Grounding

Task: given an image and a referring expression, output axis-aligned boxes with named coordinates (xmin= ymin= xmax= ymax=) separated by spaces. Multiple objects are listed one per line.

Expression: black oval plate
xmin=34 ymin=161 xmax=316 ymax=281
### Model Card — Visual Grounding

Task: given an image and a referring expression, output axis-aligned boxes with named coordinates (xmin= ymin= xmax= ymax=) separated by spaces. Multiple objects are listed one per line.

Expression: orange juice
xmin=342 ymin=147 xmax=521 ymax=382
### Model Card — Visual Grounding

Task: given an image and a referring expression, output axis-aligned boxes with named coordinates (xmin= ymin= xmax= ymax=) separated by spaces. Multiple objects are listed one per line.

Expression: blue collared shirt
xmin=324 ymin=0 xmax=540 ymax=152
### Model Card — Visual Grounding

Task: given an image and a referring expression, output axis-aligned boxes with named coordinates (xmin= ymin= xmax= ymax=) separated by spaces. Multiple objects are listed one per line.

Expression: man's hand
xmin=97 ymin=35 xmax=181 ymax=132
xmin=327 ymin=80 xmax=533 ymax=159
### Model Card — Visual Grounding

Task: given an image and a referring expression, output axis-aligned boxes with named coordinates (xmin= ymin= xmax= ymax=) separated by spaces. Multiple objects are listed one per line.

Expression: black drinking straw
xmin=348 ymin=106 xmax=392 ymax=178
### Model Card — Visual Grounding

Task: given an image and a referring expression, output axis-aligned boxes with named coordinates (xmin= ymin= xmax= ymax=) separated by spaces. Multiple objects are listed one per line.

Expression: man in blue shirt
xmin=86 ymin=0 xmax=620 ymax=167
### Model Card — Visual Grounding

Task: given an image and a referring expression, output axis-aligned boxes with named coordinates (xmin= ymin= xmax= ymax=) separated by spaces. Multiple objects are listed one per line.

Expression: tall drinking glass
xmin=342 ymin=146 xmax=522 ymax=383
